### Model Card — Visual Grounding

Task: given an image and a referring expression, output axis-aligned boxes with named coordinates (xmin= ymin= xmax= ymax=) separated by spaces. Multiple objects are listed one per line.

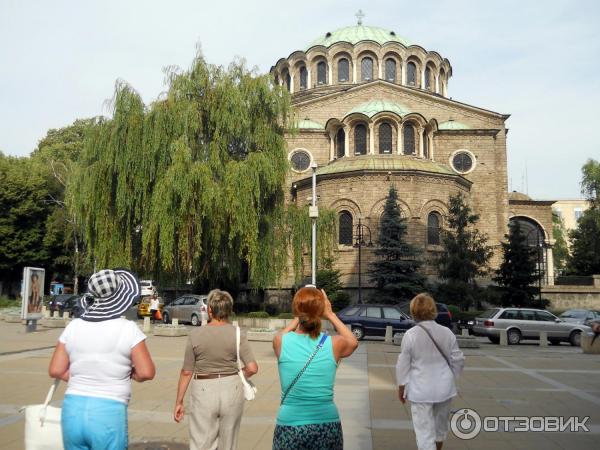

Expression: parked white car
xmin=140 ymin=280 xmax=157 ymax=297
xmin=473 ymin=308 xmax=591 ymax=346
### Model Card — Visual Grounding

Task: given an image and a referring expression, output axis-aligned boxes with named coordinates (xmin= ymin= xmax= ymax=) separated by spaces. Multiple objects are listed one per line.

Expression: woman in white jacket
xmin=396 ymin=294 xmax=465 ymax=450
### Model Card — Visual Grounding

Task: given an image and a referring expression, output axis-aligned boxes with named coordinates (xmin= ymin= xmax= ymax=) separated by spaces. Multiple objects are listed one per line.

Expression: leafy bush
xmin=0 ymin=297 xmax=20 ymax=308
xmin=278 ymin=312 xmax=294 ymax=319
xmin=247 ymin=311 xmax=270 ymax=318
xmin=331 ymin=291 xmax=351 ymax=312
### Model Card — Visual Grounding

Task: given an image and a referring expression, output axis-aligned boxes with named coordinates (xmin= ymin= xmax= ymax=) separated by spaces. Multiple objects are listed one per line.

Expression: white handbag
xmin=236 ymin=326 xmax=257 ymax=401
xmin=22 ymin=379 xmax=63 ymax=450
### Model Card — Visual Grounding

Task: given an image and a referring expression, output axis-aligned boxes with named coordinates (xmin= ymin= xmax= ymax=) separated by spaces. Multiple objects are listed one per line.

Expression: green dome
xmin=307 ymin=25 xmax=411 ymax=50
xmin=438 ymin=120 xmax=470 ymax=130
xmin=296 ymin=118 xmax=324 ymax=130
xmin=316 ymin=155 xmax=455 ymax=177
xmin=347 ymin=100 xmax=409 ymax=118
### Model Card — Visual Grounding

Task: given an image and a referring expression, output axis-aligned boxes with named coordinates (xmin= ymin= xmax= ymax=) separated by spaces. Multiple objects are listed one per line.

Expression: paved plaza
xmin=1 ymin=320 xmax=599 ymax=450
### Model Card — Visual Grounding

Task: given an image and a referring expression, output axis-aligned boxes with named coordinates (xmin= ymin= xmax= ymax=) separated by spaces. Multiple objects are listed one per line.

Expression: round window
xmin=451 ymin=151 xmax=474 ymax=174
xmin=289 ymin=149 xmax=312 ymax=172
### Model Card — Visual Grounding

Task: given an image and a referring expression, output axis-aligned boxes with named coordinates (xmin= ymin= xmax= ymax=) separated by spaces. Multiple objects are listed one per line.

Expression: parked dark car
xmin=48 ymin=294 xmax=78 ymax=313
xmin=49 ymin=294 xmax=91 ymax=318
xmin=398 ymin=302 xmax=453 ymax=330
xmin=337 ymin=304 xmax=414 ymax=340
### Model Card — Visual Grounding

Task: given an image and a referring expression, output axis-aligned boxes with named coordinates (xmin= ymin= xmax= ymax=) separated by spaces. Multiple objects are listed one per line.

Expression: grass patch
xmin=0 ymin=297 xmax=21 ymax=308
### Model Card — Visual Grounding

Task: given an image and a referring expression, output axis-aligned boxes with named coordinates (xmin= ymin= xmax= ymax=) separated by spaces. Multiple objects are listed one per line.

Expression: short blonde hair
xmin=410 ymin=293 xmax=438 ymax=321
xmin=207 ymin=289 xmax=234 ymax=321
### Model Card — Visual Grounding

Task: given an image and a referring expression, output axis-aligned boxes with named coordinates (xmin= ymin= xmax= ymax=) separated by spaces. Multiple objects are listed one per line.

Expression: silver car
xmin=162 ymin=295 xmax=208 ymax=326
xmin=473 ymin=308 xmax=591 ymax=346
xmin=559 ymin=309 xmax=600 ymax=326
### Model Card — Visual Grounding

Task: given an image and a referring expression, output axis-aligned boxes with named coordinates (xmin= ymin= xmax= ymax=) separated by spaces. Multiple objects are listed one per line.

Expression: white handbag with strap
xmin=236 ymin=326 xmax=257 ymax=401
xmin=22 ymin=379 xmax=63 ymax=450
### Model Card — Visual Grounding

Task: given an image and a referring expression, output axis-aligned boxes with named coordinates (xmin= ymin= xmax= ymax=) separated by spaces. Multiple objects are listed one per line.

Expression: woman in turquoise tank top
xmin=272 ymin=286 xmax=359 ymax=450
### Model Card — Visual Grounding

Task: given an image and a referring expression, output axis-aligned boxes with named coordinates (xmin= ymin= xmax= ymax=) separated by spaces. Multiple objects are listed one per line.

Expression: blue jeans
xmin=62 ymin=394 xmax=128 ymax=450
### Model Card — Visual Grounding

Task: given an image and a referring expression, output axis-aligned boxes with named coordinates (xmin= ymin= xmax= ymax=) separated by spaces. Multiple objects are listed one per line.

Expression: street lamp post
xmin=353 ymin=217 xmax=373 ymax=304
xmin=525 ymin=227 xmax=544 ymax=301
xmin=309 ymin=162 xmax=319 ymax=285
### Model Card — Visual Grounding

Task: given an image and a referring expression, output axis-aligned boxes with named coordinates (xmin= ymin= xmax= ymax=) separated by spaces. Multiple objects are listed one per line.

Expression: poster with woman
xmin=21 ymin=267 xmax=45 ymax=320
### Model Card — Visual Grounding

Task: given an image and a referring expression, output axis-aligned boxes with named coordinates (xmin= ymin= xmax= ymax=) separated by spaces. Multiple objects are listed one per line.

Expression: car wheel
xmin=488 ymin=337 xmax=499 ymax=344
xmin=549 ymin=339 xmax=561 ymax=346
xmin=163 ymin=312 xmax=170 ymax=324
xmin=191 ymin=314 xmax=199 ymax=326
xmin=569 ymin=330 xmax=582 ymax=347
xmin=351 ymin=326 xmax=365 ymax=340
xmin=507 ymin=328 xmax=521 ymax=345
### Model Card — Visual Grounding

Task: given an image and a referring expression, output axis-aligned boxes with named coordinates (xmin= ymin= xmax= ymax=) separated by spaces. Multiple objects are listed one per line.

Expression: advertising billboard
xmin=21 ymin=267 xmax=45 ymax=320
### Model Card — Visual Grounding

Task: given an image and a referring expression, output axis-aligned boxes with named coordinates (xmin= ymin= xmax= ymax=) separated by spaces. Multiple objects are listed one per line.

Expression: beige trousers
xmin=189 ymin=375 xmax=245 ymax=450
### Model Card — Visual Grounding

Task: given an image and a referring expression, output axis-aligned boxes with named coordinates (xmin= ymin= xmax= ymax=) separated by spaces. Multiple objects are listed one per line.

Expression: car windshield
xmin=560 ymin=310 xmax=587 ymax=319
xmin=480 ymin=308 xmax=500 ymax=319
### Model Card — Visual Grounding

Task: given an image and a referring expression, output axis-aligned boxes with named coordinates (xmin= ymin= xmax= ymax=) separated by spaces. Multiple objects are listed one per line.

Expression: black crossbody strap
xmin=280 ymin=333 xmax=328 ymax=405
xmin=416 ymin=323 xmax=452 ymax=370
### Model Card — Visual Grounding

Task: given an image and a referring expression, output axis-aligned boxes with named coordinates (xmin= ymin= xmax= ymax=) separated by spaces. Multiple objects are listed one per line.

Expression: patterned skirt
xmin=272 ymin=421 xmax=343 ymax=450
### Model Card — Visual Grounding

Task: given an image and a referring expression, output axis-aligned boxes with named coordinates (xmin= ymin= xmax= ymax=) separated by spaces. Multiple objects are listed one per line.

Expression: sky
xmin=1 ymin=0 xmax=599 ymax=199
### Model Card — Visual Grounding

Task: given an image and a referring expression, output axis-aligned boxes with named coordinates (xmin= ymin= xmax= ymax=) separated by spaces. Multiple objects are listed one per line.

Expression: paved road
xmin=1 ymin=320 xmax=599 ymax=449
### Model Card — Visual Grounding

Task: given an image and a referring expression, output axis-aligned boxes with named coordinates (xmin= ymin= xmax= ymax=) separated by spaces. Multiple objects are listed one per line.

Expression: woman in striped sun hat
xmin=48 ymin=269 xmax=156 ymax=450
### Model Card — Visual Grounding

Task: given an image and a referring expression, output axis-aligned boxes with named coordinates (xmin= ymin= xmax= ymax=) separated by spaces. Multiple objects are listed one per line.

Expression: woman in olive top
xmin=173 ymin=289 xmax=258 ymax=450
xmin=272 ymin=286 xmax=358 ymax=450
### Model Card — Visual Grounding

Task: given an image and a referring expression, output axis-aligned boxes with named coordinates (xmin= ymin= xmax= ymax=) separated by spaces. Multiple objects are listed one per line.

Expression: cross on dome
xmin=355 ymin=9 xmax=365 ymax=25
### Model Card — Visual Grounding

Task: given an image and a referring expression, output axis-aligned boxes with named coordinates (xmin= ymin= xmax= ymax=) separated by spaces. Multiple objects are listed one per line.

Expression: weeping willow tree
xmin=69 ymin=54 xmax=335 ymax=288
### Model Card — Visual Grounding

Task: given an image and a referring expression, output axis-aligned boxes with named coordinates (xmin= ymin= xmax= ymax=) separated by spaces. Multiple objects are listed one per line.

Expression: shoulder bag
xmin=236 ymin=326 xmax=257 ymax=401
xmin=22 ymin=378 xmax=63 ymax=450
xmin=416 ymin=323 xmax=452 ymax=370
xmin=280 ymin=333 xmax=328 ymax=405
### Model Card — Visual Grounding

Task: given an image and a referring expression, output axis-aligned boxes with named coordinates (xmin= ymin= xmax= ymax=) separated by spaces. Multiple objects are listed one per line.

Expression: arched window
xmin=299 ymin=66 xmax=307 ymax=90
xmin=338 ymin=58 xmax=349 ymax=82
xmin=425 ymin=66 xmax=432 ymax=90
xmin=403 ymin=123 xmax=415 ymax=155
xmin=427 ymin=212 xmax=441 ymax=245
xmin=509 ymin=217 xmax=547 ymax=282
xmin=385 ymin=58 xmax=396 ymax=82
xmin=423 ymin=131 xmax=429 ymax=159
xmin=379 ymin=123 xmax=393 ymax=154
xmin=361 ymin=57 xmax=373 ymax=81
xmin=339 ymin=211 xmax=353 ymax=245
xmin=407 ymin=62 xmax=417 ymax=86
xmin=317 ymin=61 xmax=327 ymax=85
xmin=336 ymin=128 xmax=345 ymax=158
xmin=354 ymin=124 xmax=367 ymax=155
xmin=285 ymin=72 xmax=291 ymax=91
xmin=439 ymin=69 xmax=445 ymax=94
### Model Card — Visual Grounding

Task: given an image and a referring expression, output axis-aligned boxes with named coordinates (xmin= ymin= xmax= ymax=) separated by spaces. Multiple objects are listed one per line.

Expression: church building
xmin=269 ymin=18 xmax=555 ymax=299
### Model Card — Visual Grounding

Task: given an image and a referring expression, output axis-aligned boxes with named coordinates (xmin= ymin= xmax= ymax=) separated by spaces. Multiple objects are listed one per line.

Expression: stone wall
xmin=544 ymin=276 xmax=600 ymax=310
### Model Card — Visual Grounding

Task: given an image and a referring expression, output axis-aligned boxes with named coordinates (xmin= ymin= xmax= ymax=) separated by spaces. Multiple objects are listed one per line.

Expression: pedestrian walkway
xmin=1 ymin=321 xmax=600 ymax=449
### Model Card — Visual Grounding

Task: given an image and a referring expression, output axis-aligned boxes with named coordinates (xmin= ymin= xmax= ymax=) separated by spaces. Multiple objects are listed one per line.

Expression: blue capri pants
xmin=61 ymin=394 xmax=128 ymax=450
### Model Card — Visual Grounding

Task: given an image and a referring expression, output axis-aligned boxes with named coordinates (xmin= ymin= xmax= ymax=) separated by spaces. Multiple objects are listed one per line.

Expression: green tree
xmin=567 ymin=210 xmax=600 ymax=275
xmin=436 ymin=193 xmax=493 ymax=309
xmin=0 ymin=153 xmax=51 ymax=292
xmin=551 ymin=212 xmax=569 ymax=275
xmin=69 ymin=54 xmax=335 ymax=288
xmin=493 ymin=220 xmax=540 ymax=307
xmin=369 ymin=186 xmax=425 ymax=303
xmin=31 ymin=119 xmax=94 ymax=292
xmin=567 ymin=159 xmax=600 ymax=276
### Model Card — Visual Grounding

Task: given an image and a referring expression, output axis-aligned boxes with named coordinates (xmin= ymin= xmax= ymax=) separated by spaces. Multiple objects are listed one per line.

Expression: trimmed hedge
xmin=247 ymin=311 xmax=270 ymax=318
xmin=278 ymin=312 xmax=294 ymax=319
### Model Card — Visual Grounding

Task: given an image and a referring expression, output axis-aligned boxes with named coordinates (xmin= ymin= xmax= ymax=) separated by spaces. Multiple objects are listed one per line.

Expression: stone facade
xmin=269 ymin=24 xmax=554 ymax=296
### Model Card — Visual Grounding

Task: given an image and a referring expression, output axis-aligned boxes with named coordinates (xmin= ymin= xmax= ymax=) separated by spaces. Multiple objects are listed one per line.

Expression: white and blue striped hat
xmin=80 ymin=269 xmax=140 ymax=322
